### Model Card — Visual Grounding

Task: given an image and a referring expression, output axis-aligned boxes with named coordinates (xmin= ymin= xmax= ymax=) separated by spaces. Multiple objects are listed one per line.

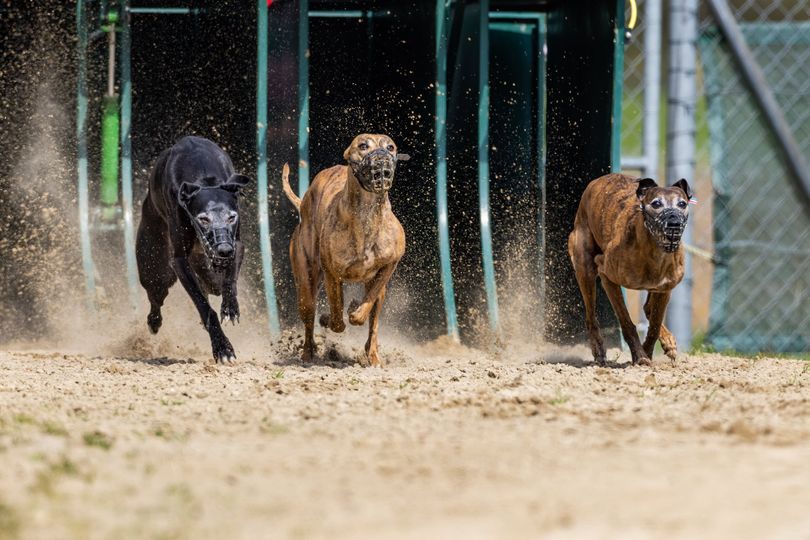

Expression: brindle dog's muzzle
xmin=352 ymin=149 xmax=410 ymax=194
xmin=643 ymin=207 xmax=688 ymax=253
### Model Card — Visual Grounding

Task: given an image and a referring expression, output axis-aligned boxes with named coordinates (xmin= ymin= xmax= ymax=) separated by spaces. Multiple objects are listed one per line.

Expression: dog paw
xmin=632 ymin=354 xmax=652 ymax=367
xmin=319 ymin=314 xmax=345 ymax=333
xmin=593 ymin=355 xmax=607 ymax=366
xmin=147 ymin=312 xmax=162 ymax=335
xmin=212 ymin=335 xmax=236 ymax=365
xmin=220 ymin=299 xmax=240 ymax=325
xmin=348 ymin=300 xmax=367 ymax=326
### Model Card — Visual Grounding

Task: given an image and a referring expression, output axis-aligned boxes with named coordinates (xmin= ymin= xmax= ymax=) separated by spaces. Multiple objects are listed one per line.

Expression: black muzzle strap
xmin=179 ymin=192 xmax=236 ymax=272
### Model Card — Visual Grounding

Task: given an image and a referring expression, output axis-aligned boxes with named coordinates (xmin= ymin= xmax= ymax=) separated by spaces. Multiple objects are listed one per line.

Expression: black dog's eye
xmin=197 ymin=215 xmax=210 ymax=225
xmin=358 ymin=143 xmax=369 ymax=151
xmin=387 ymin=144 xmax=395 ymax=152
xmin=650 ymin=200 xmax=663 ymax=209
xmin=677 ymin=200 xmax=688 ymax=209
xmin=228 ymin=214 xmax=237 ymax=224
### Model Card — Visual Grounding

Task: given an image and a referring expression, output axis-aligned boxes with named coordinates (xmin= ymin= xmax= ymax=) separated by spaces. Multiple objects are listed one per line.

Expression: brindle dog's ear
xmin=396 ymin=153 xmax=411 ymax=162
xmin=178 ymin=182 xmax=201 ymax=205
xmin=671 ymin=178 xmax=693 ymax=200
xmin=636 ymin=177 xmax=658 ymax=200
xmin=221 ymin=174 xmax=251 ymax=194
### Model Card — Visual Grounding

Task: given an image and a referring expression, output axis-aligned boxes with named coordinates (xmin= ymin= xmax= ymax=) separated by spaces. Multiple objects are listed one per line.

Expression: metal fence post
xmin=666 ymin=0 xmax=698 ymax=349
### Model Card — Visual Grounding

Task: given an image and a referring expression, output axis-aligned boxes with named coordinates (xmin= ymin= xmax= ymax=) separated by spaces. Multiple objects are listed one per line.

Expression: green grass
xmin=690 ymin=331 xmax=810 ymax=361
xmin=82 ymin=431 xmax=113 ymax=451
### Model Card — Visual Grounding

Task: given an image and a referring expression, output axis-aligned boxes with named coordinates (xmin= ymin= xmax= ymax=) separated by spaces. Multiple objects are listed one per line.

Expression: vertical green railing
xmin=611 ymin=0 xmax=626 ymax=172
xmin=257 ymin=0 xmax=281 ymax=338
xmin=76 ymin=0 xmax=96 ymax=312
xmin=435 ymin=0 xmax=459 ymax=340
xmin=298 ymin=0 xmax=310 ymax=195
xmin=120 ymin=0 xmax=139 ymax=310
xmin=477 ymin=0 xmax=499 ymax=334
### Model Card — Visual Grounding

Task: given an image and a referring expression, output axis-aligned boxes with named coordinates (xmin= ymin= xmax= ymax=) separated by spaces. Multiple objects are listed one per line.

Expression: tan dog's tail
xmin=281 ymin=163 xmax=301 ymax=212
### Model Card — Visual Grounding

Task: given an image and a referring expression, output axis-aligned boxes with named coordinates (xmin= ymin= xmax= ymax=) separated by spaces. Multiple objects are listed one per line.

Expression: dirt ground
xmin=2 ymin=308 xmax=810 ymax=540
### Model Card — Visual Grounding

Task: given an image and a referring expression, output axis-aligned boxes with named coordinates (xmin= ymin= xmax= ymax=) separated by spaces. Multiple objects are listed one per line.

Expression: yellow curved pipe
xmin=628 ymin=0 xmax=638 ymax=30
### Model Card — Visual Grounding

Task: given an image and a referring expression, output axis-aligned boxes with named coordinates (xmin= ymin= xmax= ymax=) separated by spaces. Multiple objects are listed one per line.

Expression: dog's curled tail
xmin=281 ymin=163 xmax=301 ymax=212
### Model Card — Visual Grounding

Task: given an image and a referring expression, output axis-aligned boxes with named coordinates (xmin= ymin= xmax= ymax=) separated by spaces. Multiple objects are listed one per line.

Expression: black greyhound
xmin=136 ymin=136 xmax=250 ymax=363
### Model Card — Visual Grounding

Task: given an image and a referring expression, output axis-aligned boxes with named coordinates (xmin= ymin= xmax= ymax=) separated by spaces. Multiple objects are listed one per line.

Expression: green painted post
xmin=435 ymin=0 xmax=459 ymax=341
xmin=76 ymin=0 xmax=96 ymax=311
xmin=119 ymin=0 xmax=139 ymax=310
xmin=100 ymin=96 xmax=120 ymax=210
xmin=257 ymin=0 xmax=281 ymax=338
xmin=477 ymin=0 xmax=499 ymax=333
xmin=611 ymin=0 xmax=626 ymax=172
xmin=298 ymin=0 xmax=310 ymax=195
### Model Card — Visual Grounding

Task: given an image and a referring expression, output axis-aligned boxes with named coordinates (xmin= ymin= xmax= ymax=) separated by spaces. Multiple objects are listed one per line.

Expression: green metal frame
xmin=611 ymin=0 xmax=626 ymax=172
xmin=257 ymin=0 xmax=281 ymax=338
xmin=120 ymin=0 xmax=138 ymax=310
xmin=76 ymin=0 xmax=96 ymax=311
xmin=435 ymin=0 xmax=460 ymax=340
xmin=477 ymin=0 xmax=499 ymax=334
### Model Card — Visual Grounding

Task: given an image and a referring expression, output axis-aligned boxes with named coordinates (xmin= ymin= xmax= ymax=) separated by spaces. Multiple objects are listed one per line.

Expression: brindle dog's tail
xmin=281 ymin=163 xmax=301 ymax=212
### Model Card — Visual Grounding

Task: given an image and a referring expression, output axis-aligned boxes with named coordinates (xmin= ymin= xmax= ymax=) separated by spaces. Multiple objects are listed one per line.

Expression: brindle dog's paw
xmin=212 ymin=334 xmax=236 ymax=365
xmin=632 ymin=354 xmax=653 ymax=367
xmin=220 ymin=298 xmax=240 ymax=325
xmin=319 ymin=314 xmax=345 ymax=333
xmin=348 ymin=299 xmax=367 ymax=326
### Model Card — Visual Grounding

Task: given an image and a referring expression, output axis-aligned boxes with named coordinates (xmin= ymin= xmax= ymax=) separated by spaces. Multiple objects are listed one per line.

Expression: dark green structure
xmin=75 ymin=0 xmax=624 ymax=345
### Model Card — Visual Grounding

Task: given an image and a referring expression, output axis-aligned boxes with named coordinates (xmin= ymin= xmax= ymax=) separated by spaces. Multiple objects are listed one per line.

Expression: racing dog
xmin=568 ymin=174 xmax=693 ymax=366
xmin=281 ymin=134 xmax=409 ymax=367
xmin=136 ymin=136 xmax=250 ymax=364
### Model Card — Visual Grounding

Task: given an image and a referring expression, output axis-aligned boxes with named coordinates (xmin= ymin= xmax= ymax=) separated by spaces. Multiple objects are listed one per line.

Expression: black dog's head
xmin=636 ymin=177 xmax=693 ymax=252
xmin=178 ymin=174 xmax=251 ymax=271
xmin=344 ymin=133 xmax=410 ymax=194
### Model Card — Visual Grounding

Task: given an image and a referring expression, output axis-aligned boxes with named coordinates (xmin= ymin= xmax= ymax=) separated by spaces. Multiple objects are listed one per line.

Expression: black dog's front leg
xmin=172 ymin=256 xmax=236 ymax=364
xmin=220 ymin=240 xmax=243 ymax=325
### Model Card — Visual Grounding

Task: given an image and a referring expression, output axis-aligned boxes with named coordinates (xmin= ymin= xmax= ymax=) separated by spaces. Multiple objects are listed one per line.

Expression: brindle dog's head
xmin=636 ymin=177 xmax=693 ymax=253
xmin=344 ymin=134 xmax=410 ymax=194
xmin=178 ymin=174 xmax=251 ymax=271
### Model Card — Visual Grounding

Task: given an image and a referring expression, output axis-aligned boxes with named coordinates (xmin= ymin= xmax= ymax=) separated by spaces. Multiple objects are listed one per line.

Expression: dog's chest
xmin=597 ymin=248 xmax=683 ymax=291
xmin=326 ymin=227 xmax=399 ymax=282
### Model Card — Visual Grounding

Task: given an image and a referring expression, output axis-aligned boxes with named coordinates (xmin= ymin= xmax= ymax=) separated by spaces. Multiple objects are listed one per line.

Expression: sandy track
xmin=1 ymin=337 xmax=809 ymax=540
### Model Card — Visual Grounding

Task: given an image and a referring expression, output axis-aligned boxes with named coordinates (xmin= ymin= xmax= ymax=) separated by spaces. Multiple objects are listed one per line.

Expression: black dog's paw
xmin=220 ymin=297 xmax=240 ymax=325
xmin=147 ymin=312 xmax=162 ymax=335
xmin=212 ymin=333 xmax=236 ymax=365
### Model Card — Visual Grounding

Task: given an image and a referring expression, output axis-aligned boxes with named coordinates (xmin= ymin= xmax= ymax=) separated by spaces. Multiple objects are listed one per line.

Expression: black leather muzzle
xmin=180 ymin=199 xmax=236 ymax=272
xmin=351 ymin=148 xmax=399 ymax=194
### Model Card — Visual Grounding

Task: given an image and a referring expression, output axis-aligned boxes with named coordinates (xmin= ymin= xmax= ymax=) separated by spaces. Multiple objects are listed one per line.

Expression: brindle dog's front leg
xmin=172 ymin=255 xmax=235 ymax=364
xmin=642 ymin=291 xmax=676 ymax=360
xmin=221 ymin=240 xmax=243 ymax=324
xmin=599 ymin=275 xmax=650 ymax=366
xmin=348 ymin=263 xmax=397 ymax=326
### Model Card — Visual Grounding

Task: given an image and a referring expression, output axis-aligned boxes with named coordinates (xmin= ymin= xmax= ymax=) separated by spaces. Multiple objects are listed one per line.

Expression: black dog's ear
xmin=671 ymin=178 xmax=693 ymax=200
xmin=221 ymin=174 xmax=251 ymax=194
xmin=178 ymin=182 xmax=201 ymax=205
xmin=396 ymin=153 xmax=411 ymax=162
xmin=636 ymin=177 xmax=658 ymax=199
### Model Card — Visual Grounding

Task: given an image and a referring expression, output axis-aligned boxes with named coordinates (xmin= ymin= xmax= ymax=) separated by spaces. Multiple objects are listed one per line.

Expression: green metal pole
xmin=435 ymin=0 xmax=459 ymax=340
xmin=611 ymin=0 xmax=626 ymax=172
xmin=76 ymin=0 xmax=96 ymax=311
xmin=257 ymin=0 xmax=281 ymax=338
xmin=477 ymin=0 xmax=499 ymax=333
xmin=119 ymin=0 xmax=139 ymax=310
xmin=298 ymin=0 xmax=310 ymax=195
xmin=100 ymin=9 xmax=120 ymax=217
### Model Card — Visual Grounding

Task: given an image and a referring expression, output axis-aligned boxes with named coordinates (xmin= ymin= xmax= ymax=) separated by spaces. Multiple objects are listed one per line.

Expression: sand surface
xmin=1 ymin=321 xmax=809 ymax=540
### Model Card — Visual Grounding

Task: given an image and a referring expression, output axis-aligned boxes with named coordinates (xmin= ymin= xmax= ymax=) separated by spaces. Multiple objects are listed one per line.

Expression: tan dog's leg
xmin=568 ymin=229 xmax=606 ymax=364
xmin=599 ymin=275 xmax=650 ymax=365
xmin=364 ymin=285 xmax=386 ymax=367
xmin=320 ymin=272 xmax=346 ymax=333
xmin=348 ymin=263 xmax=396 ymax=326
xmin=643 ymin=292 xmax=677 ymax=360
xmin=291 ymin=236 xmax=321 ymax=363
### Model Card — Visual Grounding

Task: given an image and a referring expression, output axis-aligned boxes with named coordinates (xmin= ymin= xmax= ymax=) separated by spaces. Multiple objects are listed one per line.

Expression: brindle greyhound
xmin=568 ymin=174 xmax=693 ymax=366
xmin=281 ymin=134 xmax=409 ymax=367
xmin=136 ymin=136 xmax=250 ymax=364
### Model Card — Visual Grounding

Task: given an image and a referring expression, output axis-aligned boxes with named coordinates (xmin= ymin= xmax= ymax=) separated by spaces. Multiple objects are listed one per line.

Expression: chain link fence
xmin=621 ymin=0 xmax=810 ymax=353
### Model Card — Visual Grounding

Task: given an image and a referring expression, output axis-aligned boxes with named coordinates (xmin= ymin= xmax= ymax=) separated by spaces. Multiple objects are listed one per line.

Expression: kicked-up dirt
xmin=1 ymin=319 xmax=809 ymax=540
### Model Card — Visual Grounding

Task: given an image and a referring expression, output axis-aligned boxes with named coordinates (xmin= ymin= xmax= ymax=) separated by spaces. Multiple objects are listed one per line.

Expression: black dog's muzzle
xmin=351 ymin=149 xmax=403 ymax=194
xmin=643 ymin=206 xmax=688 ymax=253
xmin=181 ymin=205 xmax=236 ymax=272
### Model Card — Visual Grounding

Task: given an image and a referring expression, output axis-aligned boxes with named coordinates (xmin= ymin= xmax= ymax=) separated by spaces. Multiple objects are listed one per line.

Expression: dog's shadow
xmin=539 ymin=353 xmax=632 ymax=370
xmin=117 ymin=356 xmax=198 ymax=367
xmin=272 ymin=343 xmax=362 ymax=369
